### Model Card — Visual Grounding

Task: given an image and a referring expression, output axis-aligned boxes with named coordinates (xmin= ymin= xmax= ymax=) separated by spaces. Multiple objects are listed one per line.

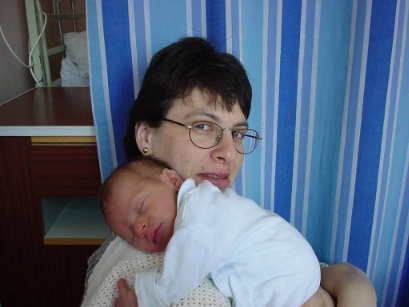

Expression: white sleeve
xmin=134 ymin=266 xmax=166 ymax=307
xmin=224 ymin=212 xmax=321 ymax=306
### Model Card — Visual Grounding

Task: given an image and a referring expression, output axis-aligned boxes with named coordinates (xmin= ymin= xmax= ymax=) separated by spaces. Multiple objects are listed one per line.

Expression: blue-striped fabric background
xmin=86 ymin=1 xmax=409 ymax=306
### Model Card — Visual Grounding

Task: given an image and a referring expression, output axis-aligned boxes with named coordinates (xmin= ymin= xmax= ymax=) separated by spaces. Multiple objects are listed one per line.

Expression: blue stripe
xmin=397 ymin=229 xmax=409 ymax=306
xmin=394 ymin=143 xmax=409 ymax=306
xmin=133 ymin=0 xmax=148 ymax=86
xmin=371 ymin=19 xmax=403 ymax=298
xmin=369 ymin=18 xmax=402 ymax=281
xmin=294 ymin=0 xmax=315 ymax=232
xmin=230 ymin=0 xmax=240 ymax=56
xmin=333 ymin=0 xmax=367 ymax=264
xmin=348 ymin=0 xmax=397 ymax=270
xmin=234 ymin=167 xmax=244 ymax=196
xmin=149 ymin=1 xmax=188 ymax=52
xmin=396 ymin=8 xmax=409 ymax=302
xmin=263 ymin=1 xmax=280 ymax=211
xmin=384 ymin=6 xmax=409 ymax=302
xmin=309 ymin=0 xmax=353 ymax=261
xmin=87 ymin=0 xmax=114 ymax=180
xmin=240 ymin=2 xmax=264 ymax=203
xmin=102 ymin=0 xmax=134 ymax=165
xmin=191 ymin=0 xmax=204 ymax=37
xmin=229 ymin=1 xmax=242 ymax=196
xmin=206 ymin=0 xmax=226 ymax=51
xmin=387 ymin=177 xmax=409 ymax=305
xmin=275 ymin=0 xmax=302 ymax=221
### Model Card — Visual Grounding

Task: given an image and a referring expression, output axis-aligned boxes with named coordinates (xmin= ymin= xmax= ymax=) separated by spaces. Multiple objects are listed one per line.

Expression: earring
xmin=142 ymin=147 xmax=149 ymax=154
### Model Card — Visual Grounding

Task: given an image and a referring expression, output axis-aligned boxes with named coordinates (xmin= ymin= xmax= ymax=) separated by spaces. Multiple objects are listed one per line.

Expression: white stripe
xmin=291 ymin=0 xmax=307 ymax=226
xmin=143 ymin=0 xmax=152 ymax=62
xmin=382 ymin=2 xmax=408 ymax=305
xmin=343 ymin=0 xmax=372 ymax=262
xmin=260 ymin=0 xmax=269 ymax=209
xmin=302 ymin=0 xmax=321 ymax=235
xmin=128 ymin=0 xmax=139 ymax=96
xmin=96 ymin=0 xmax=117 ymax=168
xmin=201 ymin=0 xmax=206 ymax=37
xmin=238 ymin=1 xmax=246 ymax=197
xmin=225 ymin=0 xmax=232 ymax=53
xmin=270 ymin=1 xmax=282 ymax=212
xmin=331 ymin=0 xmax=358 ymax=263
xmin=186 ymin=0 xmax=193 ymax=36
xmin=238 ymin=0 xmax=242 ymax=59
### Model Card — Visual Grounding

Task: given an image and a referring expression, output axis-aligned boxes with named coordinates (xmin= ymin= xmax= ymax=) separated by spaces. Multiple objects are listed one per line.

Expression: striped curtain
xmin=86 ymin=1 xmax=409 ymax=306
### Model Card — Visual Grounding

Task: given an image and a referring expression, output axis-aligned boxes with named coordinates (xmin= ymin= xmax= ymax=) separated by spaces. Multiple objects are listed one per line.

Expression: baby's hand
xmin=114 ymin=278 xmax=138 ymax=307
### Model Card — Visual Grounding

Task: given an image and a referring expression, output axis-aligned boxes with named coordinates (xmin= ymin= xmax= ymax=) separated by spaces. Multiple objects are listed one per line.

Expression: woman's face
xmin=136 ymin=88 xmax=246 ymax=191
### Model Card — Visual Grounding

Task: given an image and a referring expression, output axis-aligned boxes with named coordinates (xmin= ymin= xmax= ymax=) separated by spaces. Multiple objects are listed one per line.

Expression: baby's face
xmin=106 ymin=173 xmax=178 ymax=253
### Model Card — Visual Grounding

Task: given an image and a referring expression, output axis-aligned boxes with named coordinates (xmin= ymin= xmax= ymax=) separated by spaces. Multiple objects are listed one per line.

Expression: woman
xmin=84 ymin=37 xmax=376 ymax=307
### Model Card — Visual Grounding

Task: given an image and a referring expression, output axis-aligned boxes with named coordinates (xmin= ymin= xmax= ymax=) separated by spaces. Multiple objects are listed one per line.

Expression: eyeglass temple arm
xmin=163 ymin=118 xmax=189 ymax=128
xmin=245 ymin=134 xmax=262 ymax=141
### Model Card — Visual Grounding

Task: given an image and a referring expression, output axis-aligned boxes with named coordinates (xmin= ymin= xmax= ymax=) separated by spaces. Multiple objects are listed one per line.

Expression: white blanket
xmin=81 ymin=236 xmax=231 ymax=307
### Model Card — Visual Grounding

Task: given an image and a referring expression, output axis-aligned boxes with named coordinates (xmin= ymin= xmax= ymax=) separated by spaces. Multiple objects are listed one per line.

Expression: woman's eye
xmin=192 ymin=122 xmax=214 ymax=134
xmin=194 ymin=122 xmax=211 ymax=131
xmin=233 ymin=131 xmax=245 ymax=140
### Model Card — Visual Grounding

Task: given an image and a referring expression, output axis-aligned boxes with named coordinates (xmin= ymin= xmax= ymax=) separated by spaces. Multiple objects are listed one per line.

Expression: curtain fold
xmin=86 ymin=1 xmax=409 ymax=305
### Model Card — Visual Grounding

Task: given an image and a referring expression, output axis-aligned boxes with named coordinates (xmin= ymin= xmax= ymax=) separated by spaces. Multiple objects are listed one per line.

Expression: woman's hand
xmin=302 ymin=286 xmax=335 ymax=307
xmin=114 ymin=278 xmax=138 ymax=307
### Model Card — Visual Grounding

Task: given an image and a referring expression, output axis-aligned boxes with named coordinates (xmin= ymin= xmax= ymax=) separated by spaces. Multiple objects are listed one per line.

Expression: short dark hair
xmin=123 ymin=36 xmax=252 ymax=160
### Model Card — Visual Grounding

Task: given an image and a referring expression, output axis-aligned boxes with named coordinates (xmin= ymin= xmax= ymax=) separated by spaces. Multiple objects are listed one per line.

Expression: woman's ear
xmin=161 ymin=169 xmax=183 ymax=191
xmin=135 ymin=122 xmax=151 ymax=153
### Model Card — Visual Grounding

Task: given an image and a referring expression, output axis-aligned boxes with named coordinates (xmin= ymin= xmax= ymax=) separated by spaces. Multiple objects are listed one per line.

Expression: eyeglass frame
xmin=161 ymin=118 xmax=262 ymax=154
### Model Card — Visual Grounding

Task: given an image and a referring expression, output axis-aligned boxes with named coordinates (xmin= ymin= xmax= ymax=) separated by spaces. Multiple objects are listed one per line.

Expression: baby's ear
xmin=161 ymin=169 xmax=183 ymax=191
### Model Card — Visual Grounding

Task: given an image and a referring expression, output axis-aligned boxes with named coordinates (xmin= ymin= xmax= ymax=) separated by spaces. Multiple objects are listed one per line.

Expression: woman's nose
xmin=212 ymin=131 xmax=238 ymax=162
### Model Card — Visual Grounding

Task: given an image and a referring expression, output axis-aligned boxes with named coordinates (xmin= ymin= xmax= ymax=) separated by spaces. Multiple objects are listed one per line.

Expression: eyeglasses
xmin=162 ymin=118 xmax=262 ymax=154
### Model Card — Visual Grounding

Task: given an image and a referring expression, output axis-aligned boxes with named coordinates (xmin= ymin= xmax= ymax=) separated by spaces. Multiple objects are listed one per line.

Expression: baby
xmin=100 ymin=157 xmax=321 ymax=307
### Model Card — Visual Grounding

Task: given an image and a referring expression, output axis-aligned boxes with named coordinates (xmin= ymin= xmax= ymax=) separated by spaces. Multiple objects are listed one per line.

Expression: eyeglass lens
xmin=189 ymin=122 xmax=260 ymax=154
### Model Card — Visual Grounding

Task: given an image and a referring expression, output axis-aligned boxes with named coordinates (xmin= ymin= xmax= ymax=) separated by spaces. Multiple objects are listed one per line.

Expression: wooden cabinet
xmin=32 ymin=143 xmax=101 ymax=196
xmin=0 ymin=88 xmax=106 ymax=306
xmin=31 ymin=141 xmax=107 ymax=246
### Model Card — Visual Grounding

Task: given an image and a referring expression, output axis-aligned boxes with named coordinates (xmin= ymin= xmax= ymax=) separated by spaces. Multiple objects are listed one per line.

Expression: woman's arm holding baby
xmin=303 ymin=263 xmax=377 ymax=307
xmin=114 ymin=264 xmax=377 ymax=307
xmin=320 ymin=263 xmax=377 ymax=307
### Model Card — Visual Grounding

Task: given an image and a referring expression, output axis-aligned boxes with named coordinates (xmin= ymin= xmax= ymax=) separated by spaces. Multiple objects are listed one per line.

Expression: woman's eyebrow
xmin=186 ymin=111 xmax=249 ymax=127
xmin=234 ymin=121 xmax=249 ymax=128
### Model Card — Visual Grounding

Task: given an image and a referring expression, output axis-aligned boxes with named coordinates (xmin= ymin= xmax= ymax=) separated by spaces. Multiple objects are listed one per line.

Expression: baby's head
xmin=100 ymin=157 xmax=183 ymax=253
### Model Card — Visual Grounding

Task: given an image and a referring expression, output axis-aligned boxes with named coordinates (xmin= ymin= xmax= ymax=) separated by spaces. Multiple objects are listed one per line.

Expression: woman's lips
xmin=197 ymin=173 xmax=230 ymax=190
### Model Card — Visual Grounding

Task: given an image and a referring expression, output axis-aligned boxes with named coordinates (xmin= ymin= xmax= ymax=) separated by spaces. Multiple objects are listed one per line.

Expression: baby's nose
xmin=134 ymin=221 xmax=147 ymax=237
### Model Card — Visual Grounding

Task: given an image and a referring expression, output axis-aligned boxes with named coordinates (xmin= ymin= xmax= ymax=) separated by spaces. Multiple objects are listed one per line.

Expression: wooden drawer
xmin=31 ymin=143 xmax=101 ymax=196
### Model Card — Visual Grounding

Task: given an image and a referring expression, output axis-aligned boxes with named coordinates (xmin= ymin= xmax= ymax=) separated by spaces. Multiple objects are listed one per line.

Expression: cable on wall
xmin=0 ymin=11 xmax=47 ymax=87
